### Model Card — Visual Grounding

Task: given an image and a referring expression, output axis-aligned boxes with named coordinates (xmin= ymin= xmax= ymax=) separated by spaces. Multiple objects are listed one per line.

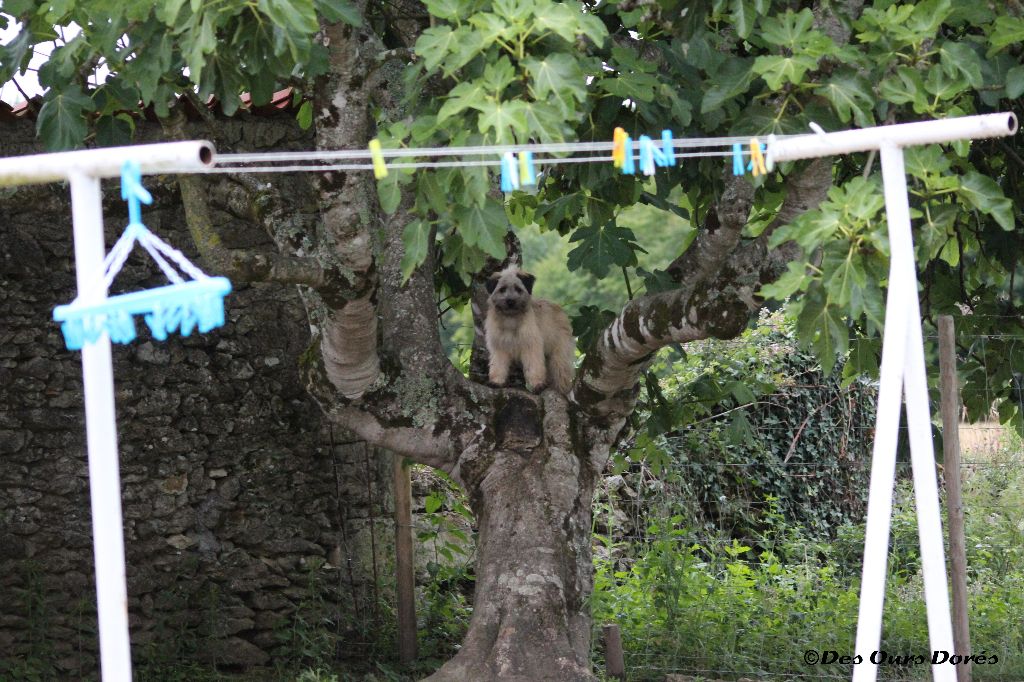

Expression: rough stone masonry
xmin=0 ymin=113 xmax=399 ymax=675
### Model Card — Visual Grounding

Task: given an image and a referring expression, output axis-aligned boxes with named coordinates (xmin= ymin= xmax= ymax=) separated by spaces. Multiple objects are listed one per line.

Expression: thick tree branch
xmin=301 ymin=341 xmax=456 ymax=469
xmin=572 ymin=282 xmax=751 ymax=420
xmin=376 ymin=194 xmax=452 ymax=383
xmin=177 ymin=180 xmax=328 ymax=286
xmin=664 ymin=174 xmax=755 ymax=285
xmin=327 ymin=405 xmax=453 ymax=468
xmin=813 ymin=0 xmax=865 ymax=44
xmin=161 ymin=108 xmax=327 ymax=287
xmin=298 ymin=180 xmax=483 ymax=472
xmin=573 ymin=152 xmax=837 ymax=461
xmin=310 ymin=13 xmax=383 ymax=398
xmin=755 ymin=157 xmax=834 ymax=281
xmin=307 ymin=10 xmax=478 ymax=440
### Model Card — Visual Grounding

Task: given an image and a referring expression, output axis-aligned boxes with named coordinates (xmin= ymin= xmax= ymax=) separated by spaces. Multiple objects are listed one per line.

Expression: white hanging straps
xmin=99 ymin=222 xmax=211 ymax=292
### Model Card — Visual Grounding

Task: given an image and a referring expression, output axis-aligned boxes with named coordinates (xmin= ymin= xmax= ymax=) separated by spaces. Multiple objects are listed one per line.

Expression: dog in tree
xmin=485 ymin=266 xmax=575 ymax=395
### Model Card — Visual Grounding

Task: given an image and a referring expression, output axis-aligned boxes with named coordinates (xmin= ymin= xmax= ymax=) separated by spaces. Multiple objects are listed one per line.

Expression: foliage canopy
xmin=3 ymin=0 xmax=1024 ymax=425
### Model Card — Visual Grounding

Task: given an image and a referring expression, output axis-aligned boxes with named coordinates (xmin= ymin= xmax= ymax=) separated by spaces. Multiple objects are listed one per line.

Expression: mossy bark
xmin=426 ymin=393 xmax=598 ymax=682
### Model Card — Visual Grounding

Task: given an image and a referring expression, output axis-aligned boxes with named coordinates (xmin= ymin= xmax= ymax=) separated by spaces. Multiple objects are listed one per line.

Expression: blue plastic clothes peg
xmin=732 ymin=143 xmax=746 ymax=176
xmin=661 ymin=130 xmax=676 ymax=167
xmin=621 ymin=135 xmax=635 ymax=175
xmin=500 ymin=152 xmax=519 ymax=192
xmin=638 ymin=135 xmax=668 ymax=176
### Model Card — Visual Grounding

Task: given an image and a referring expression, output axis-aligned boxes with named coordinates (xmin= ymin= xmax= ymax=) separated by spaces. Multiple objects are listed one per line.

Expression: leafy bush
xmin=414 ymin=480 xmax=475 ymax=665
xmin=601 ymin=309 xmax=876 ymax=551
xmin=591 ymin=505 xmax=860 ymax=680
xmin=592 ymin=434 xmax=1024 ymax=681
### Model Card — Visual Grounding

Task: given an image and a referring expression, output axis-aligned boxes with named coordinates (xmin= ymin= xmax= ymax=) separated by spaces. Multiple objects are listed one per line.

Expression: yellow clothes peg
xmin=368 ymin=139 xmax=388 ymax=179
xmin=749 ymin=138 xmax=767 ymax=177
xmin=612 ymin=127 xmax=627 ymax=168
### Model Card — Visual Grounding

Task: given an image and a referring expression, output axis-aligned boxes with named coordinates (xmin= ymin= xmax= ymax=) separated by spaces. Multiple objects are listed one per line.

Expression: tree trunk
xmin=426 ymin=393 xmax=598 ymax=682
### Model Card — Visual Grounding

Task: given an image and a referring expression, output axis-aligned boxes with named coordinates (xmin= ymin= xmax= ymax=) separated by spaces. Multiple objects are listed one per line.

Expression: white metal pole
xmin=0 ymin=141 xmax=216 ymax=681
xmin=852 ymin=142 xmax=957 ymax=682
xmin=851 ymin=143 xmax=912 ymax=682
xmin=904 ymin=305 xmax=957 ymax=672
xmin=889 ymin=148 xmax=957 ymax=676
xmin=69 ymin=171 xmax=133 ymax=681
xmin=766 ymin=113 xmax=1017 ymax=167
xmin=765 ymin=117 xmax=1019 ymax=681
xmin=0 ymin=140 xmax=215 ymax=187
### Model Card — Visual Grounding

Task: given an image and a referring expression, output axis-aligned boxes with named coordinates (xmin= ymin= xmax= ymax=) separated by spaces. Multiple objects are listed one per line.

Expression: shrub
xmin=600 ymin=309 xmax=876 ymax=554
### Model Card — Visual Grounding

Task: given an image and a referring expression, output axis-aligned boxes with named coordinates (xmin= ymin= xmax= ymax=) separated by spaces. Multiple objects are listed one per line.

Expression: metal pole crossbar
xmin=768 ymin=111 xmax=1017 ymax=682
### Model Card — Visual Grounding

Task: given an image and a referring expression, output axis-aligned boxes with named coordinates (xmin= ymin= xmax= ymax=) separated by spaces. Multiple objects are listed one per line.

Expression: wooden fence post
xmin=937 ymin=315 xmax=971 ymax=682
xmin=604 ymin=623 xmax=625 ymax=680
xmin=393 ymin=453 xmax=417 ymax=665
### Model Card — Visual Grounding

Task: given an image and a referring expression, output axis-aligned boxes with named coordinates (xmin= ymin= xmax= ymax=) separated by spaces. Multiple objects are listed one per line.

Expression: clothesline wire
xmin=192 ymin=146 xmax=769 ymax=175
xmin=211 ymin=132 xmax=794 ymax=166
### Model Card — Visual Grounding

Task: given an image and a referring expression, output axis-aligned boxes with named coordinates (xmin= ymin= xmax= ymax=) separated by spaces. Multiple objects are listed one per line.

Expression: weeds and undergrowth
xmin=585 ymin=314 xmax=1024 ymax=680
xmin=590 ymin=438 xmax=1024 ymax=681
xmin=411 ymin=472 xmax=475 ymax=667
xmin=614 ymin=308 xmax=877 ymax=544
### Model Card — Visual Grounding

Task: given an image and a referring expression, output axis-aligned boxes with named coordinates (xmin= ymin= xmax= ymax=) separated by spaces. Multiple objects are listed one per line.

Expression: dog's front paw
xmin=529 ymin=382 xmax=548 ymax=394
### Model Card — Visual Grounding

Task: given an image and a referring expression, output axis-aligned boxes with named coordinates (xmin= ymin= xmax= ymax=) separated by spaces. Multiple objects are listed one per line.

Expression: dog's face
xmin=486 ymin=268 xmax=536 ymax=316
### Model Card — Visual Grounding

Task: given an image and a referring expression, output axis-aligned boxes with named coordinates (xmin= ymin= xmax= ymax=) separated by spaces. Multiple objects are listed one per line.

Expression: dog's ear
xmin=516 ymin=271 xmax=536 ymax=294
xmin=485 ymin=273 xmax=500 ymax=294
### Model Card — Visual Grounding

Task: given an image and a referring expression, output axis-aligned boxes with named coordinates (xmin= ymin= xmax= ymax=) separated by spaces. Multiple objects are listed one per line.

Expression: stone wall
xmin=0 ymin=115 xmax=401 ymax=677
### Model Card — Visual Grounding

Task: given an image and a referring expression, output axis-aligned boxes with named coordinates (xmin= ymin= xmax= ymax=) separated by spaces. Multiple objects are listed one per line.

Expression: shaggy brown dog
xmin=485 ymin=266 xmax=575 ymax=394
